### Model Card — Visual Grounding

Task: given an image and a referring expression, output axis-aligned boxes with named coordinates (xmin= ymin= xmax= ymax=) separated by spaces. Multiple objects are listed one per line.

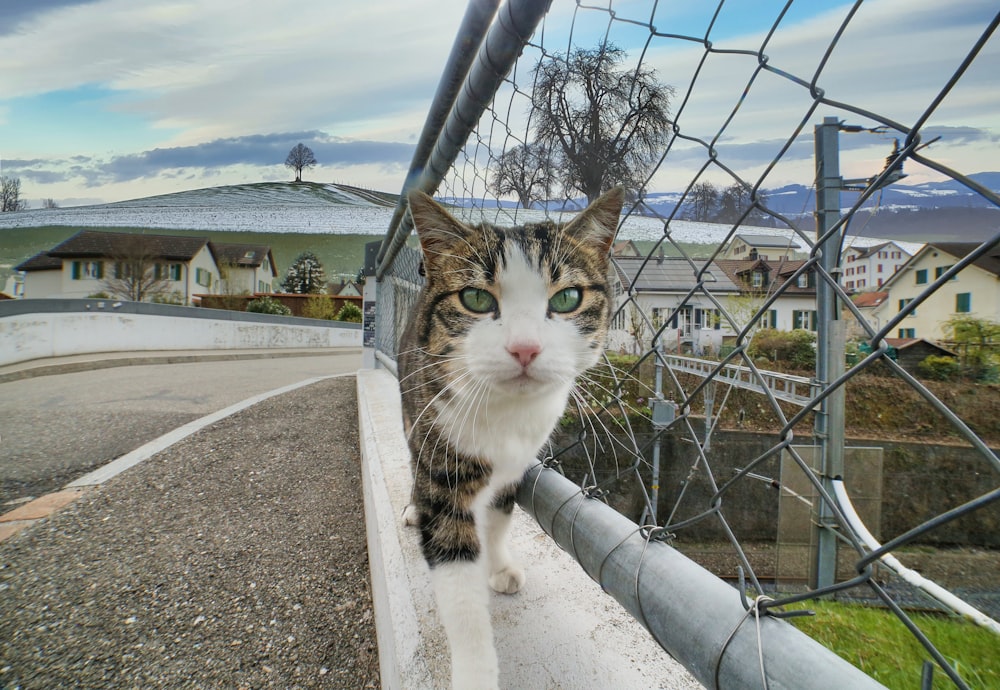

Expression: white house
xmin=211 ymin=243 xmax=277 ymax=295
xmin=714 ymin=258 xmax=819 ymax=332
xmin=870 ymin=242 xmax=1000 ymax=341
xmin=842 ymin=241 xmax=913 ymax=292
xmin=15 ymin=230 xmax=277 ymax=305
xmin=608 ymin=254 xmax=823 ymax=355
xmin=720 ymin=233 xmax=803 ymax=261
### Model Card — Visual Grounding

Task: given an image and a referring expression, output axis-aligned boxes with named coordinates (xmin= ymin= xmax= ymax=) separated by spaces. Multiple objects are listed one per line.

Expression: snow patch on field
xmin=0 ymin=181 xmax=916 ymax=252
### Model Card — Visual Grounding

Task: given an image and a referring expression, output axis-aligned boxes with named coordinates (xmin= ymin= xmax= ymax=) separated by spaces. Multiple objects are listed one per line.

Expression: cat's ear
xmin=407 ymin=190 xmax=473 ymax=271
xmin=563 ymin=186 xmax=624 ymax=255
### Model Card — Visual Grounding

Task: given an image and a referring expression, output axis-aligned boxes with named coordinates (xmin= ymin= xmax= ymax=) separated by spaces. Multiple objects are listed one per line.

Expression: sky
xmin=1 ymin=0 xmax=998 ymax=208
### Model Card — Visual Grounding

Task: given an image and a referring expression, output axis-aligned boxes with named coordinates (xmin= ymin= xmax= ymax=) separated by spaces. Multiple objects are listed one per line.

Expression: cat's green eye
xmin=459 ymin=287 xmax=497 ymax=313
xmin=549 ymin=287 xmax=583 ymax=313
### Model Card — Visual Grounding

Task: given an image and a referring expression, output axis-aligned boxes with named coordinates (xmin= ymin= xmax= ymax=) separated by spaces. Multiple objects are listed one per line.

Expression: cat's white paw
xmin=402 ymin=503 xmax=419 ymax=527
xmin=488 ymin=565 xmax=525 ymax=594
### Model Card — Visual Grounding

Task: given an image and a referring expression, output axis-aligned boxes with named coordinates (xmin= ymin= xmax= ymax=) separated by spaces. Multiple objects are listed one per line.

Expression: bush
xmin=151 ymin=290 xmax=185 ymax=305
xmin=917 ymin=355 xmax=961 ymax=381
xmin=246 ymin=295 xmax=292 ymax=316
xmin=335 ymin=302 xmax=363 ymax=323
xmin=302 ymin=295 xmax=338 ymax=320
xmin=747 ymin=328 xmax=816 ymax=369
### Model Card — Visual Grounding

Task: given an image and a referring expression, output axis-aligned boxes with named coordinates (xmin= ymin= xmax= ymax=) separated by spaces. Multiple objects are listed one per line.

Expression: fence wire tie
xmin=716 ymin=584 xmax=774 ymax=690
xmin=737 ymin=567 xmax=814 ymax=620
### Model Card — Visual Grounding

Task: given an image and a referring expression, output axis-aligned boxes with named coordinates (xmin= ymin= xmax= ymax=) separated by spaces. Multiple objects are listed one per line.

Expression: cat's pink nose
xmin=508 ymin=342 xmax=541 ymax=367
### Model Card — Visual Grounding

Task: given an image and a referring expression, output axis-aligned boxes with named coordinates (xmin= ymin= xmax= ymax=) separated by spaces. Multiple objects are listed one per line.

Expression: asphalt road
xmin=0 ymin=351 xmax=361 ymax=508
xmin=0 ymin=374 xmax=380 ymax=688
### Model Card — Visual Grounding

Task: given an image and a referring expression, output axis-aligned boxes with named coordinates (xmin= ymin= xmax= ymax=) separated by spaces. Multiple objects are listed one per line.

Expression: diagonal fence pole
xmin=376 ymin=0 xmax=553 ymax=280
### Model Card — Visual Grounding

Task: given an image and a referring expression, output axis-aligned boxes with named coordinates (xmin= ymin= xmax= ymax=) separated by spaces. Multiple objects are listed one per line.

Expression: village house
xmin=869 ymin=241 xmax=1000 ymax=341
xmin=719 ymin=233 xmax=803 ymax=261
xmin=841 ymin=240 xmax=912 ymax=292
xmin=14 ymin=230 xmax=277 ymax=306
xmin=608 ymin=254 xmax=821 ymax=355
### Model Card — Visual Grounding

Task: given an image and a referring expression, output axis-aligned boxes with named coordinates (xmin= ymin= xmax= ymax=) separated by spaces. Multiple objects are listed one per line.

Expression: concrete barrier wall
xmin=0 ymin=299 xmax=361 ymax=367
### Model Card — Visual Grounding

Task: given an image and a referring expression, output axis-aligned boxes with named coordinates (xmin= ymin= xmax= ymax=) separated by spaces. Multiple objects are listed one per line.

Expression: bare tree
xmin=488 ymin=143 xmax=556 ymax=208
xmin=531 ymin=42 xmax=673 ymax=203
xmin=1 ymin=176 xmax=28 ymax=212
xmin=100 ymin=235 xmax=173 ymax=302
xmin=42 ymin=198 xmax=59 ymax=209
xmin=284 ymin=143 xmax=318 ymax=182
xmin=715 ymin=182 xmax=769 ymax=225
xmin=685 ymin=181 xmax=719 ymax=221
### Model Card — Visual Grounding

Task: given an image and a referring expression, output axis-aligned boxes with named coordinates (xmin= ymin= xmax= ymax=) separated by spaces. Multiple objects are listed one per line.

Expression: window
xmin=898 ymin=328 xmax=916 ymax=338
xmin=846 ymin=280 xmax=855 ymax=289
xmin=195 ymin=268 xmax=212 ymax=288
xmin=898 ymin=298 xmax=916 ymax=316
xmin=956 ymin=293 xmax=971 ymax=313
xmin=935 ymin=265 xmax=955 ymax=280
xmin=762 ymin=309 xmax=778 ymax=329
xmin=796 ymin=273 xmax=809 ymax=288
xmin=153 ymin=263 xmax=181 ymax=281
xmin=752 ymin=271 xmax=764 ymax=288
xmin=651 ymin=307 xmax=663 ymax=330
xmin=877 ymin=264 xmax=883 ymax=273
xmin=792 ymin=310 xmax=817 ymax=331
xmin=71 ymin=261 xmax=103 ymax=280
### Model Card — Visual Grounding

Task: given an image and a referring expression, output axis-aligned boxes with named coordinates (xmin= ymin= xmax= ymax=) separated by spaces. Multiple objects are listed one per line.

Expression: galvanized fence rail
xmin=372 ymin=1 xmax=1000 ymax=687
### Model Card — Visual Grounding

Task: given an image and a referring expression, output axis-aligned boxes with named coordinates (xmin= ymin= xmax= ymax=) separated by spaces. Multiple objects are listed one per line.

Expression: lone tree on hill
xmin=281 ymin=251 xmax=327 ymax=293
xmin=285 ymin=143 xmax=318 ymax=182
xmin=1 ymin=176 xmax=28 ymax=212
xmin=529 ymin=42 xmax=673 ymax=204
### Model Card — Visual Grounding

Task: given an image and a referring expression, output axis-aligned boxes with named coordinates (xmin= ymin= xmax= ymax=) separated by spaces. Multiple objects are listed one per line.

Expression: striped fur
xmin=397 ymin=187 xmax=623 ymax=689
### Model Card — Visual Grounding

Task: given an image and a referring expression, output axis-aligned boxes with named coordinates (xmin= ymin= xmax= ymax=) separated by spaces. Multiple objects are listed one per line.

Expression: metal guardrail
xmin=664 ymin=354 xmax=818 ymax=407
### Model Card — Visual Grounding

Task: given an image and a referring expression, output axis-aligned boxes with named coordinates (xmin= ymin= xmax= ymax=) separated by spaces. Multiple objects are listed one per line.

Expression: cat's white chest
xmin=436 ymin=384 xmax=568 ymax=484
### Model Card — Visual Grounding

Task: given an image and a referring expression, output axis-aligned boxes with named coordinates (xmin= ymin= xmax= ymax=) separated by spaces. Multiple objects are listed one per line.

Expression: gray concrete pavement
xmin=0 ymin=350 xmax=361 ymax=507
xmin=0 ymin=375 xmax=380 ymax=688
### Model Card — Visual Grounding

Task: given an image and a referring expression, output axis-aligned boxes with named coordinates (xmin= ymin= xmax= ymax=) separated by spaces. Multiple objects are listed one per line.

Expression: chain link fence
xmin=373 ymin=1 xmax=1000 ymax=687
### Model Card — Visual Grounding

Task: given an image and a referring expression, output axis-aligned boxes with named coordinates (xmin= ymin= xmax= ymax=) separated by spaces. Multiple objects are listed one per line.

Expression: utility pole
xmin=813 ymin=117 xmax=847 ymax=590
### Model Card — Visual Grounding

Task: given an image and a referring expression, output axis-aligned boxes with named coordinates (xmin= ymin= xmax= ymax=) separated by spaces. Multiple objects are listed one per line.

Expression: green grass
xmin=0 ymin=226 xmax=409 ymax=288
xmin=786 ymin=599 xmax=1000 ymax=688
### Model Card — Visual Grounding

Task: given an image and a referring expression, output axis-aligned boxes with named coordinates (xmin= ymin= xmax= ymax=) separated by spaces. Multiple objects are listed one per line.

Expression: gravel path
xmin=0 ymin=376 xmax=380 ymax=689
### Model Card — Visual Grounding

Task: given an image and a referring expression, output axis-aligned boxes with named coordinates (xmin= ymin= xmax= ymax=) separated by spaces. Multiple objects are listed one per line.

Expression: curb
xmin=0 ymin=348 xmax=361 ymax=384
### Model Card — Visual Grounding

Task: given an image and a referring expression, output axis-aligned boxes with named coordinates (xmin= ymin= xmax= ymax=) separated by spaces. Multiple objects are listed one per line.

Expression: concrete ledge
xmin=357 ymin=368 xmax=700 ymax=690
xmin=0 ymin=300 xmax=361 ymax=368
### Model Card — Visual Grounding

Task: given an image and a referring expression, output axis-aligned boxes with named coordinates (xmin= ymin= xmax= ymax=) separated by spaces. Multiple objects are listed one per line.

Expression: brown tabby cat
xmin=397 ymin=187 xmax=623 ymax=689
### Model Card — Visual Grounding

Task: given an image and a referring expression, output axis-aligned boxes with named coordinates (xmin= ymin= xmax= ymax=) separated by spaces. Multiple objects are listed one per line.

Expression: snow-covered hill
xmin=0 ymin=180 xmax=921 ymax=252
xmin=0 ymin=182 xmax=399 ymax=235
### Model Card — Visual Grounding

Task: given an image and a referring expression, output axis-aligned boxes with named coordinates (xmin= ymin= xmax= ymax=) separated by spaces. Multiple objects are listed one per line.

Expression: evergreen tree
xmin=281 ymin=251 xmax=327 ymax=293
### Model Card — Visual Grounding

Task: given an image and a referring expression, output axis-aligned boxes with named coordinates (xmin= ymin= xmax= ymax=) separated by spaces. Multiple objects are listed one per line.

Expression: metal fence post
xmin=813 ymin=116 xmax=847 ymax=590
